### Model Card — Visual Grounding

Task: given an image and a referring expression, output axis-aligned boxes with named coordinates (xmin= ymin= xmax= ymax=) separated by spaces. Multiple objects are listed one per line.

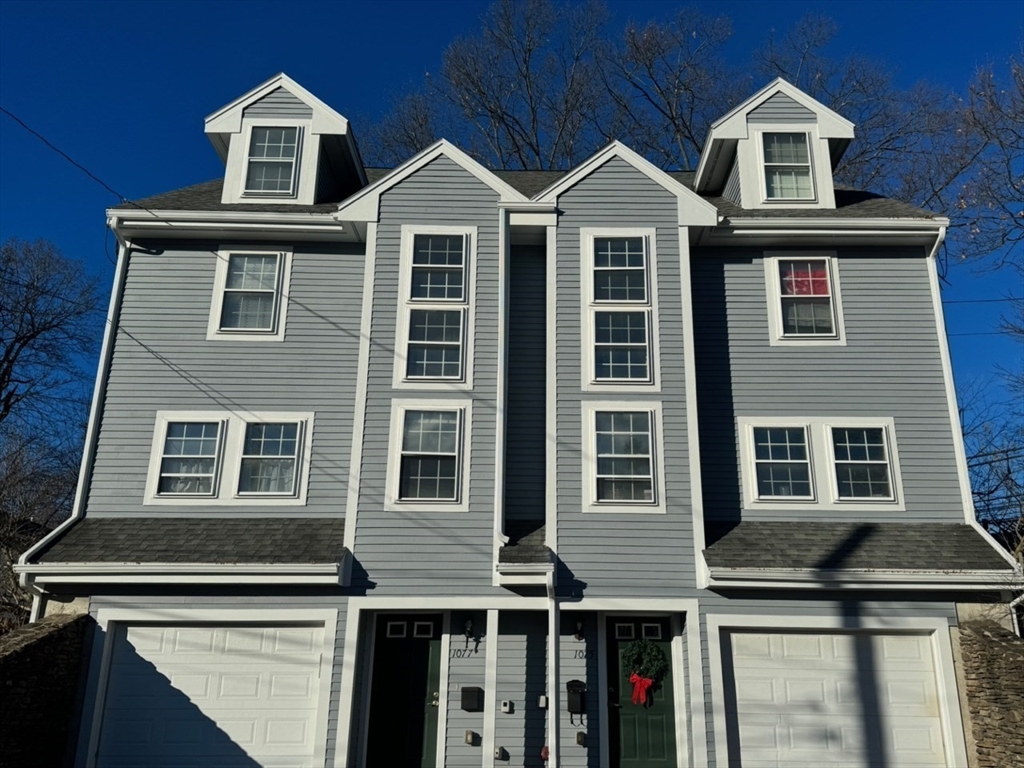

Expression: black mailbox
xmin=566 ymin=680 xmax=587 ymax=714
xmin=461 ymin=686 xmax=484 ymax=712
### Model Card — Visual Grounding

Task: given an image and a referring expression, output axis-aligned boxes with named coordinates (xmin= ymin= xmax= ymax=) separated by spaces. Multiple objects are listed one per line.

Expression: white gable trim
xmin=205 ymin=72 xmax=350 ymax=136
xmin=707 ymin=77 xmax=854 ymax=139
xmin=334 ymin=140 xmax=529 ymax=223
xmin=534 ymin=141 xmax=719 ymax=225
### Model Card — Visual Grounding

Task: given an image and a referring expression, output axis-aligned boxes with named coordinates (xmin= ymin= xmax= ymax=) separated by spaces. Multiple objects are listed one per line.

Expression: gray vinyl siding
xmin=722 ymin=158 xmax=741 ymax=204
xmin=242 ymin=86 xmax=314 ymax=119
xmin=85 ymin=241 xmax=364 ymax=517
xmin=77 ymin=593 xmax=348 ymax=768
xmin=353 ymin=156 xmax=501 ymax=595
xmin=695 ymin=595 xmax=959 ymax=767
xmin=554 ymin=156 xmax=696 ymax=596
xmin=692 ymin=249 xmax=965 ymax=522
xmin=747 ymin=91 xmax=815 ymax=122
xmin=446 ymin=610 xmax=488 ymax=766
xmin=495 ymin=612 xmax=548 ymax=766
xmin=557 ymin=613 xmax=600 ymax=768
xmin=505 ymin=246 xmax=547 ymax=523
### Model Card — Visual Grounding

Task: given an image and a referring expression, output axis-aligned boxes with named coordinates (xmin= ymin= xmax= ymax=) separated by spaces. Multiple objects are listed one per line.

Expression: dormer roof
xmin=694 ymin=78 xmax=854 ymax=195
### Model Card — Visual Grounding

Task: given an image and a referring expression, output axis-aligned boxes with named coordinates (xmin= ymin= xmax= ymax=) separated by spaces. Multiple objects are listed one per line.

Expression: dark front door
xmin=365 ymin=614 xmax=443 ymax=768
xmin=607 ymin=616 xmax=677 ymax=767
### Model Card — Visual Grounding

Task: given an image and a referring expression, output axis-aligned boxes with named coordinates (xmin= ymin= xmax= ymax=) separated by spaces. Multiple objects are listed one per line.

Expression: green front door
xmin=366 ymin=614 xmax=442 ymax=768
xmin=607 ymin=617 xmax=677 ymax=767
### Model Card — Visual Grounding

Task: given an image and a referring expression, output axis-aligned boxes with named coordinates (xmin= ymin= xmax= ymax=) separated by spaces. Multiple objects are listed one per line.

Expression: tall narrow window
xmin=752 ymin=426 xmax=812 ymax=499
xmin=158 ymin=422 xmax=221 ymax=496
xmin=238 ymin=422 xmax=300 ymax=495
xmin=595 ymin=411 xmax=654 ymax=503
xmin=399 ymin=410 xmax=461 ymax=501
xmin=219 ymin=254 xmax=281 ymax=331
xmin=832 ymin=427 xmax=893 ymax=499
xmin=763 ymin=133 xmax=813 ymax=200
xmin=779 ymin=259 xmax=835 ymax=336
xmin=245 ymin=127 xmax=299 ymax=195
xmin=588 ymin=235 xmax=654 ymax=385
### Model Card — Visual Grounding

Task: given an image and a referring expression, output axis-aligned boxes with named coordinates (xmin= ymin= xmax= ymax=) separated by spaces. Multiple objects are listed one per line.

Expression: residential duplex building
xmin=17 ymin=73 xmax=1017 ymax=767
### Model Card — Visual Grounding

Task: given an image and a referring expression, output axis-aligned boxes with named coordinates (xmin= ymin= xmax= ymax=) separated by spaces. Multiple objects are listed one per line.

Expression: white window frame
xmin=738 ymin=416 xmax=904 ymax=512
xmin=582 ymin=401 xmax=666 ymax=514
xmin=748 ymin=423 xmax=816 ymax=502
xmin=243 ymin=125 xmax=302 ymax=198
xmin=221 ymin=118 xmax=321 ymax=205
xmin=580 ymin=228 xmax=661 ymax=391
xmin=764 ymin=252 xmax=846 ymax=346
xmin=144 ymin=410 xmax=314 ymax=506
xmin=393 ymin=226 xmax=476 ymax=390
xmin=759 ymin=131 xmax=816 ymax=202
xmin=384 ymin=400 xmax=472 ymax=512
xmin=207 ymin=246 xmax=293 ymax=342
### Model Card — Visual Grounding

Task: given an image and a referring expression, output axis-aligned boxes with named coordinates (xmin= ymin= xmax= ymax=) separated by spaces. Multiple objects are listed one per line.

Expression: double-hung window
xmin=739 ymin=418 xmax=902 ymax=510
xmin=583 ymin=230 xmax=658 ymax=389
xmin=762 ymin=132 xmax=814 ymax=201
xmin=208 ymin=248 xmax=292 ymax=341
xmin=764 ymin=253 xmax=845 ymax=345
xmin=396 ymin=228 xmax=474 ymax=388
xmin=386 ymin=401 xmax=471 ymax=510
xmin=583 ymin=403 xmax=664 ymax=513
xmin=146 ymin=411 xmax=313 ymax=505
xmin=245 ymin=127 xmax=300 ymax=196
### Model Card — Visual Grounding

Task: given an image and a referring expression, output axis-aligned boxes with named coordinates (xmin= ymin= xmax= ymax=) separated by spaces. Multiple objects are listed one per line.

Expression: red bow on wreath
xmin=629 ymin=672 xmax=653 ymax=704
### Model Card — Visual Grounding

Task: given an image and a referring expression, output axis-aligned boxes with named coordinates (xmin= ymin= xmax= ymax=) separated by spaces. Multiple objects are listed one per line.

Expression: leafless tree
xmin=0 ymin=238 xmax=101 ymax=632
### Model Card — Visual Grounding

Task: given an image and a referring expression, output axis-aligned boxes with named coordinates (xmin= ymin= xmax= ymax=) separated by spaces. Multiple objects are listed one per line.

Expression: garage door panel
xmin=724 ymin=630 xmax=948 ymax=767
xmin=97 ymin=624 xmax=324 ymax=768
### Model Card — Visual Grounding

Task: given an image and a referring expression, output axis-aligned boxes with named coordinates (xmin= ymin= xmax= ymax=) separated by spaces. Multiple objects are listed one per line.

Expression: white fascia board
xmin=707 ymin=567 xmax=1018 ymax=590
xmin=699 ymin=216 xmax=949 ymax=247
xmin=107 ymin=210 xmax=350 ymax=241
xmin=204 ymin=72 xmax=349 ymax=137
xmin=335 ymin=139 xmax=529 ymax=223
xmin=497 ymin=572 xmax=553 ymax=586
xmin=496 ymin=561 xmax=554 ymax=574
xmin=534 ymin=141 xmax=719 ymax=225
xmin=19 ymin=561 xmax=343 ymax=586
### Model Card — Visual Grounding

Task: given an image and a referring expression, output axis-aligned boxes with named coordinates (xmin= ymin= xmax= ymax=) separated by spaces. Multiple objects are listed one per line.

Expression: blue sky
xmin=1 ymin=0 xmax=1021 ymax=407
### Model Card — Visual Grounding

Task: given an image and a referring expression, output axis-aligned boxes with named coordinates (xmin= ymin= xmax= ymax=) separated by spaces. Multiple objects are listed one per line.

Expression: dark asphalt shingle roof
xmin=704 ymin=521 xmax=1013 ymax=572
xmin=499 ymin=521 xmax=550 ymax=565
xmin=116 ymin=168 xmax=939 ymax=221
xmin=34 ymin=517 xmax=346 ymax=564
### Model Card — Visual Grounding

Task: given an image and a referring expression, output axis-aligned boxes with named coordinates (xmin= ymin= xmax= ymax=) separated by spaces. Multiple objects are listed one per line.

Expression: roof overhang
xmin=534 ymin=141 xmax=719 ymax=226
xmin=17 ymin=559 xmax=347 ymax=586
xmin=697 ymin=216 xmax=949 ymax=248
xmin=707 ymin=566 xmax=1018 ymax=591
xmin=107 ymin=209 xmax=357 ymax=243
xmin=335 ymin=139 xmax=529 ymax=224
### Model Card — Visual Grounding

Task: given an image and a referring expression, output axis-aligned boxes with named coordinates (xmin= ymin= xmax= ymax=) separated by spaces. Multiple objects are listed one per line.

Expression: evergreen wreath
xmin=620 ymin=638 xmax=668 ymax=683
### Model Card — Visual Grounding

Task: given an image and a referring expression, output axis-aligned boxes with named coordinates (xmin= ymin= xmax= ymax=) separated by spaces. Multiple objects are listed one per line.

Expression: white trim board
xmin=703 ymin=612 xmax=969 ymax=768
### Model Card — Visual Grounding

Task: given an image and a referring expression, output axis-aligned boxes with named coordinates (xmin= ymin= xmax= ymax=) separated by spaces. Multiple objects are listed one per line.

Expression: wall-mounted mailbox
xmin=461 ymin=686 xmax=484 ymax=712
xmin=566 ymin=680 xmax=587 ymax=714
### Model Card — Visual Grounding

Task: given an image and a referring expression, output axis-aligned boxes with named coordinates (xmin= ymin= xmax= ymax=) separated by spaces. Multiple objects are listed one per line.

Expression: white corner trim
xmin=343 ymin=222 xmax=376 ymax=553
xmin=545 ymin=224 xmax=558 ymax=553
xmin=335 ymin=140 xmax=528 ymax=223
xmin=703 ymin=612 xmax=969 ymax=768
xmin=86 ymin=606 xmax=338 ymax=768
xmin=763 ymin=252 xmax=846 ymax=346
xmin=925 ymin=246 xmax=1021 ymax=569
xmin=493 ymin=213 xmax=509 ymax=562
xmin=206 ymin=246 xmax=293 ymax=342
xmin=481 ymin=609 xmax=500 ymax=767
xmin=534 ymin=141 xmax=719 ymax=225
xmin=678 ymin=229 xmax=710 ymax=589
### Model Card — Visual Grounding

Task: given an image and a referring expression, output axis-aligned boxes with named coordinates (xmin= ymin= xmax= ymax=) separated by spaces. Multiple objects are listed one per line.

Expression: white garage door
xmin=725 ymin=631 xmax=948 ymax=767
xmin=96 ymin=624 xmax=325 ymax=768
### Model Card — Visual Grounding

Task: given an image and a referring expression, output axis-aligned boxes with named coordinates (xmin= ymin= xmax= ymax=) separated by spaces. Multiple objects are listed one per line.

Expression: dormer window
xmin=245 ymin=127 xmax=300 ymax=196
xmin=762 ymin=132 xmax=813 ymax=201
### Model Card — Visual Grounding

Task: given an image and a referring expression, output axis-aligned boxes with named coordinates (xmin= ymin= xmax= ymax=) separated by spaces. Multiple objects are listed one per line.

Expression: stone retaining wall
xmin=0 ymin=614 xmax=91 ymax=767
xmin=959 ymin=620 xmax=1024 ymax=768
